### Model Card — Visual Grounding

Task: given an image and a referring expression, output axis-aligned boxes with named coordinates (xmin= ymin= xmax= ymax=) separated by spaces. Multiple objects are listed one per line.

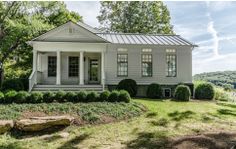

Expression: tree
xmin=0 ymin=2 xmax=82 ymax=84
xmin=97 ymin=1 xmax=173 ymax=34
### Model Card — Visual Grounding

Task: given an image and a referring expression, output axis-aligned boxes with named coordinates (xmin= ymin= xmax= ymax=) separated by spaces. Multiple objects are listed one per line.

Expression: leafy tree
xmin=97 ymin=1 xmax=173 ymax=34
xmin=0 ymin=2 xmax=82 ymax=84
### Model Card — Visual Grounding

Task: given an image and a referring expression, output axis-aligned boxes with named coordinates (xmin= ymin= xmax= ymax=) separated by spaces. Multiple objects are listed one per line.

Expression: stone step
xmin=32 ymin=85 xmax=103 ymax=92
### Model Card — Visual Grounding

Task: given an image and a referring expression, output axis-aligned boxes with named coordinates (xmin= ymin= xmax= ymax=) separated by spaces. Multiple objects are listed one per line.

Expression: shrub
xmin=77 ymin=91 xmax=87 ymax=102
xmin=55 ymin=91 xmax=66 ymax=102
xmin=195 ymin=82 xmax=215 ymax=100
xmin=2 ymin=79 xmax=24 ymax=91
xmin=30 ymin=92 xmax=43 ymax=103
xmin=174 ymin=85 xmax=191 ymax=101
xmin=65 ymin=91 xmax=77 ymax=102
xmin=119 ymin=90 xmax=131 ymax=103
xmin=99 ymin=90 xmax=110 ymax=102
xmin=15 ymin=91 xmax=30 ymax=103
xmin=0 ymin=92 xmax=4 ymax=103
xmin=117 ymin=79 xmax=137 ymax=97
xmin=86 ymin=91 xmax=99 ymax=102
xmin=214 ymin=87 xmax=231 ymax=101
xmin=146 ymin=83 xmax=162 ymax=99
xmin=43 ymin=91 xmax=55 ymax=103
xmin=5 ymin=90 xmax=17 ymax=103
xmin=108 ymin=90 xmax=120 ymax=102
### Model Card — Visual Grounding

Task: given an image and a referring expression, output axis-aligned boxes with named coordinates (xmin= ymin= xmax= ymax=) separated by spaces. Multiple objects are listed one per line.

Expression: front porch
xmin=29 ymin=50 xmax=105 ymax=91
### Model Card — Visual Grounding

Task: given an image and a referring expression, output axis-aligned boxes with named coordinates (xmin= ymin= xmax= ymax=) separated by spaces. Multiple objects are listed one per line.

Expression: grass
xmin=1 ymin=99 xmax=236 ymax=148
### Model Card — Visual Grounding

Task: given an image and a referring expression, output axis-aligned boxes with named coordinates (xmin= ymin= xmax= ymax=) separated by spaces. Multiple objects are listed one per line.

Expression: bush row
xmin=0 ymin=90 xmax=131 ymax=104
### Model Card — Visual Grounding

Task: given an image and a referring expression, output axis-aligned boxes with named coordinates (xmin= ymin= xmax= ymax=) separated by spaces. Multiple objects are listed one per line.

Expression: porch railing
xmin=28 ymin=71 xmax=36 ymax=92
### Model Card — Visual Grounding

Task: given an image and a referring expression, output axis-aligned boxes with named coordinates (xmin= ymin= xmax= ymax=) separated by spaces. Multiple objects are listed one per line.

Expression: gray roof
xmin=97 ymin=33 xmax=196 ymax=46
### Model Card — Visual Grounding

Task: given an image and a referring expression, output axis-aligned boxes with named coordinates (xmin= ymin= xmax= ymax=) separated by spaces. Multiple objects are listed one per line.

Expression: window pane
xmin=117 ymin=54 xmax=128 ymax=76
xmin=166 ymin=54 xmax=177 ymax=77
xmin=142 ymin=54 xmax=152 ymax=77
xmin=69 ymin=57 xmax=79 ymax=77
xmin=48 ymin=56 xmax=57 ymax=77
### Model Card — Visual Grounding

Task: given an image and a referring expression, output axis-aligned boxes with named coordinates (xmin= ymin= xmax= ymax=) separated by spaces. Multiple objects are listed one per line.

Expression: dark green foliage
xmin=108 ymin=90 xmax=120 ymax=102
xmin=5 ymin=90 xmax=17 ymax=103
xmin=15 ymin=91 xmax=30 ymax=103
xmin=146 ymin=83 xmax=162 ymax=99
xmin=86 ymin=92 xmax=99 ymax=102
xmin=77 ymin=91 xmax=87 ymax=102
xmin=117 ymin=79 xmax=137 ymax=97
xmin=174 ymin=85 xmax=191 ymax=101
xmin=99 ymin=90 xmax=110 ymax=102
xmin=119 ymin=90 xmax=131 ymax=103
xmin=30 ymin=92 xmax=43 ymax=103
xmin=2 ymin=79 xmax=24 ymax=91
xmin=43 ymin=92 xmax=55 ymax=103
xmin=55 ymin=91 xmax=66 ymax=103
xmin=0 ymin=92 xmax=4 ymax=103
xmin=65 ymin=91 xmax=77 ymax=102
xmin=195 ymin=82 xmax=215 ymax=100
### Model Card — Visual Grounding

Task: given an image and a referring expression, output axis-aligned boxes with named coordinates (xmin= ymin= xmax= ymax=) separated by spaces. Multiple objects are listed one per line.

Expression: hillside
xmin=194 ymin=71 xmax=236 ymax=89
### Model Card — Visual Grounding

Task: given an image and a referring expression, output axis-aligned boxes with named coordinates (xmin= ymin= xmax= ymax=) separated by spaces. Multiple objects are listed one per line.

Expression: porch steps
xmin=32 ymin=85 xmax=103 ymax=92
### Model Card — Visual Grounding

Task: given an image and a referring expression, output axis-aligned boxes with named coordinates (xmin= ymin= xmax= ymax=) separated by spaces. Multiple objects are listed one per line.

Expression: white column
xmin=101 ymin=51 xmax=105 ymax=90
xmin=56 ymin=51 xmax=61 ymax=85
xmin=79 ymin=51 xmax=84 ymax=85
xmin=33 ymin=50 xmax=38 ymax=84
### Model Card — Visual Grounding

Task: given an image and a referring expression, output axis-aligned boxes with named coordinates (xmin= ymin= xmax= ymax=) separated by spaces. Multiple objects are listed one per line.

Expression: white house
xmin=28 ymin=21 xmax=197 ymax=97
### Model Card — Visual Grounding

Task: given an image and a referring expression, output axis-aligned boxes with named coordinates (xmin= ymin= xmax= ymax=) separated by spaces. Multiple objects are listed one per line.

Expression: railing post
xmin=101 ymin=51 xmax=105 ymax=91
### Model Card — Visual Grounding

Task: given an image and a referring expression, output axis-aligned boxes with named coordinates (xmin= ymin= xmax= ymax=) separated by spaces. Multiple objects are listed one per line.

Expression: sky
xmin=65 ymin=1 xmax=236 ymax=75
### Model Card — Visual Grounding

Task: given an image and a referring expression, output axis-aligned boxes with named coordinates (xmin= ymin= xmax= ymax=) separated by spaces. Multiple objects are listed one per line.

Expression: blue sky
xmin=65 ymin=1 xmax=236 ymax=75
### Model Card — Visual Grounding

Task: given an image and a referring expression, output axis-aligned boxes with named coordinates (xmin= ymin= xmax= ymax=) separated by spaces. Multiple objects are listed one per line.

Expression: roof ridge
xmin=96 ymin=32 xmax=178 ymax=36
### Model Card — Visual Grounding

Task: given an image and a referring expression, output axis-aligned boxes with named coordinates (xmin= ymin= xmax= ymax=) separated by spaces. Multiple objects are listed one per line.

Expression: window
xmin=117 ymin=54 xmax=128 ymax=76
xmin=166 ymin=49 xmax=177 ymax=77
xmin=142 ymin=54 xmax=152 ymax=77
xmin=48 ymin=56 xmax=56 ymax=77
xmin=69 ymin=57 xmax=79 ymax=77
xmin=163 ymin=88 xmax=171 ymax=97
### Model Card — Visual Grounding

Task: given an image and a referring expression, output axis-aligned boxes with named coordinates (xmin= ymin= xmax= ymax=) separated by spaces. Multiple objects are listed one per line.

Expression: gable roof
xmin=30 ymin=21 xmax=197 ymax=47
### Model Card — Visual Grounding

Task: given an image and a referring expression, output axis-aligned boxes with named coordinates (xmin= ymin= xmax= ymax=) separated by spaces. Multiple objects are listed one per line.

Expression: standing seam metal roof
xmin=96 ymin=33 xmax=197 ymax=46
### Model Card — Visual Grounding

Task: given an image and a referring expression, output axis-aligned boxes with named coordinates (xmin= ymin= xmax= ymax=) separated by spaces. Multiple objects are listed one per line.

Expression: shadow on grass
xmin=57 ymin=133 xmax=90 ymax=149
xmin=168 ymin=110 xmax=195 ymax=121
xmin=217 ymin=102 xmax=236 ymax=109
xmin=217 ymin=109 xmax=236 ymax=116
xmin=0 ymin=142 xmax=23 ymax=149
xmin=125 ymin=131 xmax=169 ymax=149
xmin=10 ymin=126 xmax=66 ymax=139
xmin=133 ymin=98 xmax=166 ymax=102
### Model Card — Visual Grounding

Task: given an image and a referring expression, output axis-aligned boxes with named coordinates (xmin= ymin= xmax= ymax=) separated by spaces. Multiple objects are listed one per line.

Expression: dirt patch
xmin=170 ymin=132 xmax=236 ymax=149
xmin=20 ymin=111 xmax=48 ymax=119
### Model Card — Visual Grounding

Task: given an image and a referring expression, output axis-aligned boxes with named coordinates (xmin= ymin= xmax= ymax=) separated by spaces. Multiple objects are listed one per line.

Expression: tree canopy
xmin=97 ymin=1 xmax=173 ymax=34
xmin=0 ymin=1 xmax=82 ymax=82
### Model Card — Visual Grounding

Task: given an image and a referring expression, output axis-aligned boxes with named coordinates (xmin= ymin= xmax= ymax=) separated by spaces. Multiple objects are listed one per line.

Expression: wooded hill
xmin=194 ymin=71 xmax=236 ymax=89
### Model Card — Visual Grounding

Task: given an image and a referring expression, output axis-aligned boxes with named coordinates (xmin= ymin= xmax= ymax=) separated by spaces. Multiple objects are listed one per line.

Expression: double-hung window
xmin=166 ymin=49 xmax=177 ymax=77
xmin=69 ymin=56 xmax=79 ymax=77
xmin=117 ymin=49 xmax=128 ymax=77
xmin=142 ymin=49 xmax=152 ymax=77
xmin=48 ymin=56 xmax=57 ymax=77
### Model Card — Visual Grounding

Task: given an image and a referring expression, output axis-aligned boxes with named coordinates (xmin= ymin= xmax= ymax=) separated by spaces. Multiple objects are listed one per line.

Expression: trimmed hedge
xmin=2 ymin=79 xmax=24 ymax=91
xmin=117 ymin=79 xmax=137 ymax=97
xmin=0 ymin=90 xmax=131 ymax=104
xmin=174 ymin=85 xmax=191 ymax=101
xmin=195 ymin=82 xmax=215 ymax=100
xmin=146 ymin=83 xmax=162 ymax=99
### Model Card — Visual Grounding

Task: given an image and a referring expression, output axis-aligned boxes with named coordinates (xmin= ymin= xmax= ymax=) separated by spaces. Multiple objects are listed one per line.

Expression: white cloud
xmin=207 ymin=1 xmax=232 ymax=12
xmin=207 ymin=20 xmax=219 ymax=56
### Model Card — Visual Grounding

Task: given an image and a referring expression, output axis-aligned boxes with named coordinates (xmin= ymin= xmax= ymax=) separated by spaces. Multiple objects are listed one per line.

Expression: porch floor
xmin=32 ymin=84 xmax=103 ymax=92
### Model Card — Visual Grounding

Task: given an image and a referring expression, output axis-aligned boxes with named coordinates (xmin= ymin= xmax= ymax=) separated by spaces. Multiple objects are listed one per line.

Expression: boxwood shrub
xmin=30 ymin=92 xmax=43 ymax=103
xmin=2 ymin=79 xmax=24 ymax=91
xmin=55 ymin=90 xmax=66 ymax=102
xmin=174 ymin=85 xmax=191 ymax=101
xmin=15 ymin=91 xmax=30 ymax=103
xmin=119 ymin=90 xmax=131 ymax=103
xmin=86 ymin=91 xmax=99 ymax=102
xmin=43 ymin=91 xmax=55 ymax=103
xmin=65 ymin=91 xmax=77 ymax=102
xmin=77 ymin=91 xmax=87 ymax=102
xmin=108 ymin=90 xmax=120 ymax=102
xmin=5 ymin=90 xmax=17 ymax=103
xmin=195 ymin=82 xmax=215 ymax=100
xmin=117 ymin=79 xmax=137 ymax=97
xmin=146 ymin=83 xmax=162 ymax=99
xmin=99 ymin=90 xmax=110 ymax=102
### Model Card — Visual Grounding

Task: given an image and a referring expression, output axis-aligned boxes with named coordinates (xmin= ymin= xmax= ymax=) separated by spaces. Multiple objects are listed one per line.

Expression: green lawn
xmin=1 ymin=99 xmax=236 ymax=148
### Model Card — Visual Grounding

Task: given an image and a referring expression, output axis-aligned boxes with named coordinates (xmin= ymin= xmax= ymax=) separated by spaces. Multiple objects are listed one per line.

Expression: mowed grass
xmin=1 ymin=99 xmax=236 ymax=148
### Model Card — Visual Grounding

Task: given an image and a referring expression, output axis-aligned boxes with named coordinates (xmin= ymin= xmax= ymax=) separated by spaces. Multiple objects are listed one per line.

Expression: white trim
xmin=79 ymin=51 xmax=84 ymax=85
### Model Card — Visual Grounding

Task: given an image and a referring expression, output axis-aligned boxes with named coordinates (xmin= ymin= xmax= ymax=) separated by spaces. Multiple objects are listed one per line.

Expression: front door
xmin=89 ymin=59 xmax=99 ymax=84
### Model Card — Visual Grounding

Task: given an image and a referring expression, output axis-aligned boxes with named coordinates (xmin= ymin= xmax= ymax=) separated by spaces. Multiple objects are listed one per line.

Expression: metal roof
xmin=96 ymin=33 xmax=197 ymax=46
